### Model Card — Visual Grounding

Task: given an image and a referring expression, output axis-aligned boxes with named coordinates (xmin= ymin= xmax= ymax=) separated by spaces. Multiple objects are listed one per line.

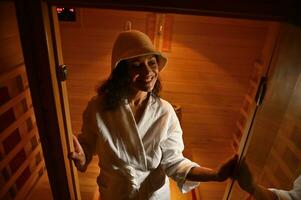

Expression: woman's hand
xmin=69 ymin=135 xmax=86 ymax=170
xmin=237 ymin=158 xmax=278 ymax=200
xmin=186 ymin=154 xmax=238 ymax=182
xmin=215 ymin=154 xmax=239 ymax=182
xmin=237 ymin=158 xmax=256 ymax=193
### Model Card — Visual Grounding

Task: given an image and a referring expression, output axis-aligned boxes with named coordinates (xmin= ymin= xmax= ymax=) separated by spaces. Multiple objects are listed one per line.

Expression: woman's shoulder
xmin=156 ymin=97 xmax=174 ymax=112
xmin=85 ymin=95 xmax=104 ymax=111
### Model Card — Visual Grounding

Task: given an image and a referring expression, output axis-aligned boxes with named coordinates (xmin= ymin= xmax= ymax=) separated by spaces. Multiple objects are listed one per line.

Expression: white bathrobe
xmin=269 ymin=175 xmax=301 ymax=200
xmin=78 ymin=95 xmax=199 ymax=200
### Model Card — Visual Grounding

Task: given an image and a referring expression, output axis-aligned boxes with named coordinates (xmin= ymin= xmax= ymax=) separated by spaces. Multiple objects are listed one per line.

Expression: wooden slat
xmin=0 ymin=144 xmax=41 ymax=198
xmin=0 ymin=64 xmax=25 ymax=83
xmin=169 ymin=14 xmax=269 ymax=28
xmin=0 ymin=107 xmax=34 ymax=143
xmin=245 ymin=95 xmax=253 ymax=104
xmin=15 ymin=159 xmax=45 ymax=200
xmin=236 ymin=121 xmax=244 ymax=133
xmin=250 ymin=80 xmax=258 ymax=88
xmin=240 ymin=107 xmax=248 ymax=118
xmin=50 ymin=6 xmax=82 ymax=200
xmin=264 ymin=167 xmax=281 ymax=187
xmin=0 ymin=88 xmax=31 ymax=115
xmin=279 ymin=134 xmax=301 ymax=158
xmin=232 ymin=134 xmax=240 ymax=147
xmin=270 ymin=148 xmax=294 ymax=179
xmin=0 ymin=125 xmax=38 ymax=171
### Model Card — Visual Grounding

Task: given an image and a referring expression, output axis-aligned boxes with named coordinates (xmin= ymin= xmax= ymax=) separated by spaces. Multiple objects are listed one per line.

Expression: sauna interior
xmin=1 ymin=1 xmax=301 ymax=200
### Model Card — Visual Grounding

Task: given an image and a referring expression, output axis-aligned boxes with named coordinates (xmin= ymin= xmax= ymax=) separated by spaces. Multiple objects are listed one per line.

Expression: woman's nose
xmin=140 ymin=63 xmax=153 ymax=75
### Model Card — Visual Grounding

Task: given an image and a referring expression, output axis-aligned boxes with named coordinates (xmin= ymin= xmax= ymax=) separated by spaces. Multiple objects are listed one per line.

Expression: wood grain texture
xmin=0 ymin=3 xmax=46 ymax=199
xmin=230 ymin=24 xmax=301 ymax=199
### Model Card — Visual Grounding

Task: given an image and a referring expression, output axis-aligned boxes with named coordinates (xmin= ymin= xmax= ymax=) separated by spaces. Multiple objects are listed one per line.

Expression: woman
xmin=70 ymin=30 xmax=237 ymax=200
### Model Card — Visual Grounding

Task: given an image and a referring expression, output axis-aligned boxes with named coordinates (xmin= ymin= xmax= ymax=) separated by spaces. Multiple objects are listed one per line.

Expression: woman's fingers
xmin=68 ymin=151 xmax=80 ymax=160
xmin=216 ymin=154 xmax=239 ymax=181
xmin=237 ymin=157 xmax=256 ymax=193
xmin=72 ymin=135 xmax=82 ymax=152
xmin=69 ymin=135 xmax=86 ymax=167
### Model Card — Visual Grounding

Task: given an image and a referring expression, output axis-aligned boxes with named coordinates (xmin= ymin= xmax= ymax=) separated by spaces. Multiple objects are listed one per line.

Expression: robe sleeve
xmin=269 ymin=175 xmax=301 ymax=200
xmin=160 ymin=104 xmax=200 ymax=193
xmin=77 ymin=98 xmax=98 ymax=171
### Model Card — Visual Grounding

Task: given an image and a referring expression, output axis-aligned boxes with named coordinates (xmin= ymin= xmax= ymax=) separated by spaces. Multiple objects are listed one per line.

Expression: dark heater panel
xmin=57 ymin=7 xmax=76 ymax=22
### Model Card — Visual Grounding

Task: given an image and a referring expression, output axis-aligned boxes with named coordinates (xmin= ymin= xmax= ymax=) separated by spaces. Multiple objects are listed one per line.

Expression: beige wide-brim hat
xmin=111 ymin=30 xmax=167 ymax=71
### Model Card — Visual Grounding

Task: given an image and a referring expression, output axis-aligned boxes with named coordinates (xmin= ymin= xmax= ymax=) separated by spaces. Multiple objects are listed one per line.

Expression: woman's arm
xmin=252 ymin=185 xmax=278 ymax=200
xmin=69 ymin=99 xmax=98 ymax=172
xmin=237 ymin=158 xmax=278 ymax=200
xmin=186 ymin=154 xmax=238 ymax=182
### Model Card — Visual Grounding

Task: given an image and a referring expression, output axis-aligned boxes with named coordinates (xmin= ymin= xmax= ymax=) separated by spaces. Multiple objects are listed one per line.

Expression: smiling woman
xmin=97 ymin=30 xmax=166 ymax=111
xmin=69 ymin=29 xmax=237 ymax=200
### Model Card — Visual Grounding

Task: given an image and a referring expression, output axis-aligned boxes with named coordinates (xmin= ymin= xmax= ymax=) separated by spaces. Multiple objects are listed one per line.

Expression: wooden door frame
xmin=13 ymin=0 xmax=297 ymax=199
xmin=14 ymin=1 xmax=80 ymax=199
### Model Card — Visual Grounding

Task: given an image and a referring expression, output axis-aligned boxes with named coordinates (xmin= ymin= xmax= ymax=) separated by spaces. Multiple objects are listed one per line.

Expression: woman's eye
xmin=130 ymin=63 xmax=140 ymax=68
xmin=148 ymin=60 xmax=157 ymax=66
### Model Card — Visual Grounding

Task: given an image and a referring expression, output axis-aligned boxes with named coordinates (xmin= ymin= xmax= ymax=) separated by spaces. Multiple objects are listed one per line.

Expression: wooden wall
xmin=249 ymin=24 xmax=301 ymax=189
xmin=160 ymin=14 xmax=268 ymax=150
xmin=59 ymin=8 xmax=272 ymax=199
xmin=230 ymin=24 xmax=301 ymax=200
xmin=161 ymin=13 xmax=271 ymax=200
xmin=0 ymin=2 xmax=46 ymax=199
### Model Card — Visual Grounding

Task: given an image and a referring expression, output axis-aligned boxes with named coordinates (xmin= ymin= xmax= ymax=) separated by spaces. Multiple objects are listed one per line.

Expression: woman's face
xmin=127 ymin=55 xmax=159 ymax=92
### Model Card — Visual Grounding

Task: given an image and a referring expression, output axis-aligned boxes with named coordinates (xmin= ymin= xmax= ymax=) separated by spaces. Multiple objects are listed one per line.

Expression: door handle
xmin=57 ymin=64 xmax=68 ymax=81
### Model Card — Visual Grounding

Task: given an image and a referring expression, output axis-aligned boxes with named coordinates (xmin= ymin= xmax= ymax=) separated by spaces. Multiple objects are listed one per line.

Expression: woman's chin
xmin=138 ymin=84 xmax=155 ymax=92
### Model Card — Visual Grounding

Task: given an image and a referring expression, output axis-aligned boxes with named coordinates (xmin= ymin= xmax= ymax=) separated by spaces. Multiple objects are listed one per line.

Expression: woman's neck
xmin=128 ymin=90 xmax=149 ymax=107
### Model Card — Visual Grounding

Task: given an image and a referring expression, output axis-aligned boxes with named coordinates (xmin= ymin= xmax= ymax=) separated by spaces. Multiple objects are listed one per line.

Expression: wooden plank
xmin=279 ymin=134 xmax=301 ymax=158
xmin=236 ymin=121 xmax=244 ymax=133
xmin=0 ymin=144 xmax=41 ymax=198
xmin=50 ymin=4 xmax=81 ymax=200
xmin=169 ymin=14 xmax=269 ymax=27
xmin=15 ymin=159 xmax=45 ymax=200
xmin=0 ymin=107 xmax=34 ymax=143
xmin=15 ymin=1 xmax=74 ymax=199
xmin=270 ymin=148 xmax=294 ymax=180
xmin=0 ymin=88 xmax=30 ymax=115
xmin=240 ymin=107 xmax=248 ymax=119
xmin=172 ymin=24 xmax=267 ymax=42
xmin=245 ymin=95 xmax=253 ymax=104
xmin=0 ymin=2 xmax=24 ymax=72
xmin=264 ymin=167 xmax=281 ymax=187
xmin=0 ymin=126 xmax=37 ymax=171
xmin=0 ymin=64 xmax=25 ymax=83
xmin=49 ymin=5 xmax=81 ymax=200
xmin=25 ymin=171 xmax=52 ymax=200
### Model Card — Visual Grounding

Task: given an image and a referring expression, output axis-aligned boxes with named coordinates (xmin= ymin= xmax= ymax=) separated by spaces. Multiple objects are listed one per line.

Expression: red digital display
xmin=56 ymin=7 xmax=76 ymax=21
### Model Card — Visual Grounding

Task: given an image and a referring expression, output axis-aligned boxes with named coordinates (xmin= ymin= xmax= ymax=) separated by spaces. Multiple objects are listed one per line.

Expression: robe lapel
xmin=117 ymin=102 xmax=147 ymax=169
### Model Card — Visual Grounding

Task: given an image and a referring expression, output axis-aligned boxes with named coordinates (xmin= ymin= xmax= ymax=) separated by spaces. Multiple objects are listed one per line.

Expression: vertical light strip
xmin=162 ymin=14 xmax=173 ymax=52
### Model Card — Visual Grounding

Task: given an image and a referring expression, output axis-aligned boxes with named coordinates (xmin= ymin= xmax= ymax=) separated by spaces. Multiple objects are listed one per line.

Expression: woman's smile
xmin=139 ymin=75 xmax=155 ymax=83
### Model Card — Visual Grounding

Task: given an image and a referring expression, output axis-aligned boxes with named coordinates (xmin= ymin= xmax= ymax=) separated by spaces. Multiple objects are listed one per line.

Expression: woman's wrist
xmin=249 ymin=182 xmax=261 ymax=196
xmin=187 ymin=166 xmax=218 ymax=182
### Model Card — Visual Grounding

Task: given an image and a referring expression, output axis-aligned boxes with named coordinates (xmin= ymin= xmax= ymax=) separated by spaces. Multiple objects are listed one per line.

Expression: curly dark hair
xmin=97 ymin=60 xmax=162 ymax=110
